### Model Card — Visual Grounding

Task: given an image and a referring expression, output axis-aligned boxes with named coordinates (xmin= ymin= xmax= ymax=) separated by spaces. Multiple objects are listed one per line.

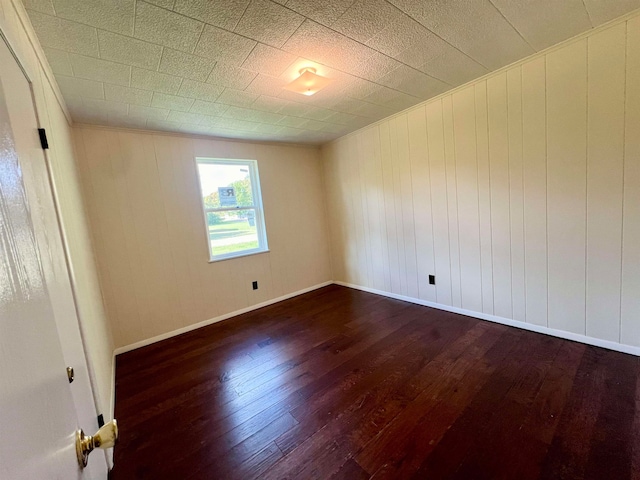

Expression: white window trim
xmin=195 ymin=157 xmax=269 ymax=262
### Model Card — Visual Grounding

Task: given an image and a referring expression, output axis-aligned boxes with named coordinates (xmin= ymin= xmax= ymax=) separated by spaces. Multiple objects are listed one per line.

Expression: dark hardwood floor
xmin=110 ymin=285 xmax=640 ymax=479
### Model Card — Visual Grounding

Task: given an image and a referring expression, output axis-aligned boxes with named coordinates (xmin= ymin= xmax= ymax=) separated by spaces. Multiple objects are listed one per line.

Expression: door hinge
xmin=38 ymin=128 xmax=49 ymax=149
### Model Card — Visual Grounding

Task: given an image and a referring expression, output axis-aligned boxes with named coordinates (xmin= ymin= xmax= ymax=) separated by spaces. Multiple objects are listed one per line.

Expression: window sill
xmin=208 ymin=249 xmax=270 ymax=263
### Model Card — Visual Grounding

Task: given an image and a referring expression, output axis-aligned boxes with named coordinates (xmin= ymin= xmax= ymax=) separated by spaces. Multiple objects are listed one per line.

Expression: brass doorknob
xmin=75 ymin=419 xmax=118 ymax=468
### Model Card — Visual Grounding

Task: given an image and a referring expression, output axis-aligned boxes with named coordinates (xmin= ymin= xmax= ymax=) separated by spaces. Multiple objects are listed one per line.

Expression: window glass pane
xmin=206 ymin=209 xmax=259 ymax=257
xmin=197 ymin=158 xmax=267 ymax=261
xmin=198 ymin=163 xmax=254 ymax=209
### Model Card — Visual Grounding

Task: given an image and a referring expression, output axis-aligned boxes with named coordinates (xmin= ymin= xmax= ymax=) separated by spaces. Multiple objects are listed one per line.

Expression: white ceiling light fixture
xmin=283 ymin=67 xmax=332 ymax=96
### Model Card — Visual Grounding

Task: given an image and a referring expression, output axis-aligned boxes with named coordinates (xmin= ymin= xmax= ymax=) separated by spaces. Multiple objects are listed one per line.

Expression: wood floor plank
xmin=264 ymin=325 xmax=460 ymax=476
xmin=449 ymin=335 xmax=564 ymax=479
xmin=584 ymin=350 xmax=638 ymax=480
xmin=408 ymin=331 xmax=562 ymax=479
xmin=111 ymin=286 xmax=640 ymax=480
xmin=538 ymin=346 xmax=610 ymax=479
xmin=486 ymin=341 xmax=587 ymax=479
xmin=633 ymin=370 xmax=640 ymax=480
xmin=330 ymin=458 xmax=369 ymax=480
xmin=359 ymin=327 xmax=525 ymax=478
xmin=275 ymin=314 xmax=472 ymax=455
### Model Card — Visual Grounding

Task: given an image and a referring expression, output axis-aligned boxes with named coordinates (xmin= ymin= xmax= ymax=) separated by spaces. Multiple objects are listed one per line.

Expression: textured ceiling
xmin=24 ymin=0 xmax=640 ymax=145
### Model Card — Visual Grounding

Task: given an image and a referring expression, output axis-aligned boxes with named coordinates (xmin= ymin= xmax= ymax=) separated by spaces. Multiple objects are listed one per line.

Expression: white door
xmin=0 ymin=34 xmax=107 ymax=479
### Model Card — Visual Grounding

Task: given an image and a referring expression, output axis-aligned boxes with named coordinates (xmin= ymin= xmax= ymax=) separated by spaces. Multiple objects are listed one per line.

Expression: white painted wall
xmin=323 ymin=14 xmax=640 ymax=352
xmin=73 ymin=126 xmax=333 ymax=349
xmin=0 ymin=0 xmax=114 ymax=430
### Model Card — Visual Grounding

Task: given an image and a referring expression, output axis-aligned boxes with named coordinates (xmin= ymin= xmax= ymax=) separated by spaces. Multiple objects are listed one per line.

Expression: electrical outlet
xmin=429 ymin=275 xmax=436 ymax=285
xmin=252 ymin=281 xmax=258 ymax=290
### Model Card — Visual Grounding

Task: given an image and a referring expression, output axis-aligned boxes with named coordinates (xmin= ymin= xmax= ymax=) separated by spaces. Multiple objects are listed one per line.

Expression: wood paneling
xmin=443 ymin=97 xmax=462 ymax=308
xmin=74 ymin=127 xmax=332 ymax=348
xmin=396 ymin=114 xmax=420 ymax=299
xmin=507 ymin=67 xmax=526 ymax=322
xmin=474 ymin=82 xmax=494 ymax=315
xmin=586 ymin=24 xmax=626 ymax=342
xmin=487 ymin=72 xmax=513 ymax=320
xmin=111 ymin=285 xmax=640 ymax=479
xmin=453 ymin=86 xmax=482 ymax=313
xmin=322 ymin=17 xmax=640 ymax=350
xmin=425 ymin=100 xmax=452 ymax=306
xmin=380 ymin=121 xmax=401 ymax=295
xmin=622 ymin=16 xmax=640 ymax=347
xmin=521 ymin=56 xmax=547 ymax=327
xmin=546 ymin=39 xmax=588 ymax=335
xmin=408 ymin=106 xmax=436 ymax=303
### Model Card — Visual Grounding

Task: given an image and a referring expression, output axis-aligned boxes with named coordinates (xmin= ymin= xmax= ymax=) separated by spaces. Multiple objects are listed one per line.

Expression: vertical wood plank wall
xmin=322 ymin=17 xmax=640 ymax=350
xmin=73 ymin=127 xmax=332 ymax=348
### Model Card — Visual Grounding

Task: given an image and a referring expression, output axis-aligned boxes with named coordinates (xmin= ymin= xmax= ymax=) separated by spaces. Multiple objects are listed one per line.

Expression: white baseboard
xmin=113 ymin=281 xmax=333 ymax=356
xmin=334 ymin=281 xmax=640 ymax=357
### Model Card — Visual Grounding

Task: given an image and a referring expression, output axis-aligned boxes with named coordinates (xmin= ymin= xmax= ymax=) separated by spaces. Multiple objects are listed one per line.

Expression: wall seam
xmin=474 ymin=86 xmax=484 ymax=313
xmin=424 ymin=106 xmax=438 ymax=304
xmin=619 ymin=20 xmax=629 ymax=343
xmin=440 ymin=100 xmax=454 ymax=304
xmin=405 ymin=115 xmax=420 ymax=298
xmin=584 ymin=38 xmax=590 ymax=337
xmin=519 ymin=67 xmax=527 ymax=324
xmin=506 ymin=73 xmax=514 ymax=320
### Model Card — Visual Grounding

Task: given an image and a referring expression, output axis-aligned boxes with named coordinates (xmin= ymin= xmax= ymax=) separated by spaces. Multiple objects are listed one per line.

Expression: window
xmin=195 ymin=158 xmax=268 ymax=261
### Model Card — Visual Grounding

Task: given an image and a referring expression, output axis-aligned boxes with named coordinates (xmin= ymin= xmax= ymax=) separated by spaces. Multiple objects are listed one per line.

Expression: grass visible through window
xmin=209 ymin=218 xmax=259 ymax=256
